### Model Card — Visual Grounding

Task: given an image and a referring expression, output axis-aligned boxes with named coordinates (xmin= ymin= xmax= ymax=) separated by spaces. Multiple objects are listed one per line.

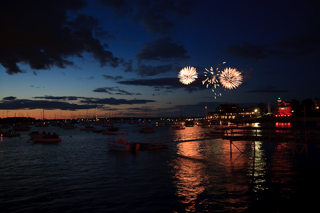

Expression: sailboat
xmin=139 ymin=113 xmax=155 ymax=133
xmin=31 ymin=105 xmax=61 ymax=143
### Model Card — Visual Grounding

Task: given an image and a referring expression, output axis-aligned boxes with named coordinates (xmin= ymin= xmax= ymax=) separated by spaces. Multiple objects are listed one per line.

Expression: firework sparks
xmin=178 ymin=66 xmax=198 ymax=85
xmin=202 ymin=67 xmax=220 ymax=91
xmin=219 ymin=67 xmax=243 ymax=89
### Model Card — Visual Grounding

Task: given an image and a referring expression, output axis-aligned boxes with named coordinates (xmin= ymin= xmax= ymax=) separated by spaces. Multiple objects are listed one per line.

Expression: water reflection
xmin=171 ymin=125 xmax=203 ymax=142
xmin=251 ymin=141 xmax=268 ymax=193
xmin=169 ymin=124 xmax=308 ymax=211
xmin=171 ymin=143 xmax=208 ymax=211
xmin=170 ymin=126 xmax=253 ymax=211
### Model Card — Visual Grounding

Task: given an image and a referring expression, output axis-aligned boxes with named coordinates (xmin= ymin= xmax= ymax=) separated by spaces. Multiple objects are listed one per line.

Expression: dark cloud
xmin=3 ymin=96 xmax=17 ymax=101
xmin=118 ymin=75 xmax=205 ymax=93
xmin=80 ymin=97 xmax=155 ymax=105
xmin=0 ymin=95 xmax=155 ymax=110
xmin=0 ymin=99 xmax=98 ymax=110
xmin=33 ymin=96 xmax=83 ymax=101
xmin=224 ymin=43 xmax=267 ymax=60
xmin=121 ymin=59 xmax=133 ymax=73
xmin=136 ymin=37 xmax=189 ymax=62
xmin=98 ymin=0 xmax=193 ymax=36
xmin=93 ymin=87 xmax=141 ymax=95
xmin=102 ymin=74 xmax=123 ymax=81
xmin=136 ymin=64 xmax=173 ymax=76
xmin=0 ymin=0 xmax=121 ymax=74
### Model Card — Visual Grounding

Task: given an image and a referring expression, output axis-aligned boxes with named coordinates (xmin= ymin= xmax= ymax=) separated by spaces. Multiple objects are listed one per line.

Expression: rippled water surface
xmin=1 ymin=124 xmax=320 ymax=212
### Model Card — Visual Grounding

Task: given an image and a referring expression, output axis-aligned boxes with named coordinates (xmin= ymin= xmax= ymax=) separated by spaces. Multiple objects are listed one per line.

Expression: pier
xmin=220 ymin=126 xmax=320 ymax=160
xmin=222 ymin=126 xmax=320 ymax=144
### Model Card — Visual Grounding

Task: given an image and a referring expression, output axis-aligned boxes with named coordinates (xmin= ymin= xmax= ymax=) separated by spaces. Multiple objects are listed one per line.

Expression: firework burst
xmin=202 ymin=67 xmax=222 ymax=99
xmin=219 ymin=67 xmax=243 ymax=89
xmin=178 ymin=66 xmax=198 ymax=85
xmin=202 ymin=67 xmax=220 ymax=91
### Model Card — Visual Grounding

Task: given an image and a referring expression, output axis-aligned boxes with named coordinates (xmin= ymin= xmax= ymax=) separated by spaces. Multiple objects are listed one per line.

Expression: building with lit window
xmin=207 ymin=104 xmax=258 ymax=120
xmin=274 ymin=97 xmax=292 ymax=117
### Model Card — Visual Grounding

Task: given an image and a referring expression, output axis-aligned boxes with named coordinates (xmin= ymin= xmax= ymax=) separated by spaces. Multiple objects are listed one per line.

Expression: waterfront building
xmin=274 ymin=97 xmax=292 ymax=117
xmin=208 ymin=104 xmax=258 ymax=120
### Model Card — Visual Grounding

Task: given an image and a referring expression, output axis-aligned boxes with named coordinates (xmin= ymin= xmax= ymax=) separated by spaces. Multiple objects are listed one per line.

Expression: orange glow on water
xmin=172 ymin=141 xmax=208 ymax=211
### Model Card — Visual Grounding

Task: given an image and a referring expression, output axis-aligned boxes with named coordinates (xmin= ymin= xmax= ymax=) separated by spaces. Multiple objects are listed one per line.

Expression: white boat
xmin=107 ymin=138 xmax=140 ymax=151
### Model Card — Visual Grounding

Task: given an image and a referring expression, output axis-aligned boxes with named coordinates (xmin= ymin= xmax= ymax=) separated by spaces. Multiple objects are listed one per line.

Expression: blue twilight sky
xmin=0 ymin=0 xmax=319 ymax=118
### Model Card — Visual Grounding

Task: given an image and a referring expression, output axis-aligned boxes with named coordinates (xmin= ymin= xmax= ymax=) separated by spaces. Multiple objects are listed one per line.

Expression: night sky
xmin=1 ymin=0 xmax=319 ymax=118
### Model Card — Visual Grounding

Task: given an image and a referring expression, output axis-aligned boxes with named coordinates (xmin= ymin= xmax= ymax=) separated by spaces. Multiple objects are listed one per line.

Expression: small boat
xmin=29 ymin=131 xmax=56 ymax=139
xmin=80 ymin=125 xmax=96 ymax=131
xmin=33 ymin=133 xmax=61 ymax=143
xmin=185 ymin=121 xmax=194 ymax=127
xmin=171 ymin=124 xmax=185 ymax=130
xmin=103 ymin=131 xmax=129 ymax=135
xmin=139 ymin=127 xmax=155 ymax=133
xmin=107 ymin=138 xmax=140 ymax=151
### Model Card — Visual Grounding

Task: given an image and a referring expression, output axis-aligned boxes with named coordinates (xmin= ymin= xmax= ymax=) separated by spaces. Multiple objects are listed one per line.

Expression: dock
xmin=222 ymin=126 xmax=320 ymax=144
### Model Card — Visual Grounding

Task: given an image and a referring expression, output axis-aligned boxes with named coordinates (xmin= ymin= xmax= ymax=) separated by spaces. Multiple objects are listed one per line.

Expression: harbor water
xmin=1 ymin=123 xmax=320 ymax=212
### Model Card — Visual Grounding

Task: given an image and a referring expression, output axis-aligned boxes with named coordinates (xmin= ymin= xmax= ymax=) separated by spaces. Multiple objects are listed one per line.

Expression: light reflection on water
xmin=1 ymin=124 xmax=320 ymax=212
xmin=169 ymin=124 xmax=316 ymax=212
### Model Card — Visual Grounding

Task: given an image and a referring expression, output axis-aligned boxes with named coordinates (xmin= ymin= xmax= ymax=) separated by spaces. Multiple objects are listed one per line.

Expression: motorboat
xmin=29 ymin=131 xmax=53 ymax=139
xmin=171 ymin=124 xmax=185 ymax=130
xmin=33 ymin=133 xmax=61 ymax=143
xmin=107 ymin=138 xmax=140 ymax=151
xmin=80 ymin=125 xmax=96 ymax=131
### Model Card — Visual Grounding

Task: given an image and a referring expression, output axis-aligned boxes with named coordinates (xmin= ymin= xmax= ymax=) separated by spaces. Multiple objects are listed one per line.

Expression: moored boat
xmin=33 ymin=133 xmax=61 ymax=143
xmin=103 ymin=131 xmax=129 ymax=135
xmin=107 ymin=138 xmax=140 ymax=151
xmin=171 ymin=124 xmax=185 ymax=130
xmin=80 ymin=125 xmax=96 ymax=131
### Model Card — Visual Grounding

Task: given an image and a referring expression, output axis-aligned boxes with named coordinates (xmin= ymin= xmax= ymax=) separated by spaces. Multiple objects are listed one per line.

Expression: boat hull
xmin=107 ymin=141 xmax=140 ymax=151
